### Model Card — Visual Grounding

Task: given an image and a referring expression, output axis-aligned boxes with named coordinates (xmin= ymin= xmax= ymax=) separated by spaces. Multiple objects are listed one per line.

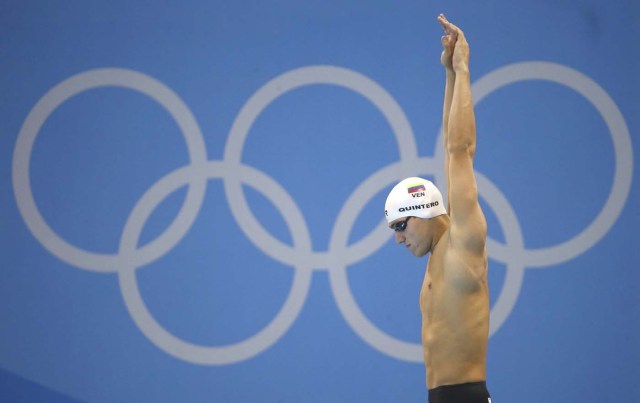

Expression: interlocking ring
xmin=13 ymin=62 xmax=632 ymax=364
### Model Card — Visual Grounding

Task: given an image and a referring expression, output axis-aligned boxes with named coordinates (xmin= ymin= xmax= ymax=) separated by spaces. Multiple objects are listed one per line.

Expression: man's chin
xmin=412 ymin=247 xmax=428 ymax=258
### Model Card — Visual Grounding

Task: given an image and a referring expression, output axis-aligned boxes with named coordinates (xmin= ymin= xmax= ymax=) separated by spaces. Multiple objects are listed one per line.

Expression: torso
xmin=420 ymin=229 xmax=490 ymax=389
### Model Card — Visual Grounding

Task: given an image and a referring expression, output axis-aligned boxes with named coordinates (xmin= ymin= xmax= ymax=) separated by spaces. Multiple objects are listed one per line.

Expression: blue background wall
xmin=1 ymin=1 xmax=638 ymax=402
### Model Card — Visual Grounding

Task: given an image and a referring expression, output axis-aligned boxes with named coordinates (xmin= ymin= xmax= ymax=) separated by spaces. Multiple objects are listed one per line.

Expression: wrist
xmin=453 ymin=65 xmax=470 ymax=75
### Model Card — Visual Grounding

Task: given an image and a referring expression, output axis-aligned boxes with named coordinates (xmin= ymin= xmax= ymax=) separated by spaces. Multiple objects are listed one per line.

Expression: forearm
xmin=442 ymin=69 xmax=455 ymax=212
xmin=447 ymin=68 xmax=476 ymax=155
xmin=442 ymin=69 xmax=455 ymax=145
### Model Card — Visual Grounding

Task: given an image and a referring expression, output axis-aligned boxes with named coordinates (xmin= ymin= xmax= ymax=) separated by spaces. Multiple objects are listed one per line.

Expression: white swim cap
xmin=384 ymin=177 xmax=447 ymax=224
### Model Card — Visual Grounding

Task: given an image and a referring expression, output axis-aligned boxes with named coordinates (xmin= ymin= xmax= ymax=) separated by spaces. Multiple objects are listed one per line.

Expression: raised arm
xmin=438 ymin=15 xmax=486 ymax=253
xmin=439 ymin=14 xmax=456 ymax=214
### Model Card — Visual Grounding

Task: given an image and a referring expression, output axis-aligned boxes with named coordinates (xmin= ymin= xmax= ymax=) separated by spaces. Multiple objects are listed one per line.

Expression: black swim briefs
xmin=428 ymin=381 xmax=491 ymax=403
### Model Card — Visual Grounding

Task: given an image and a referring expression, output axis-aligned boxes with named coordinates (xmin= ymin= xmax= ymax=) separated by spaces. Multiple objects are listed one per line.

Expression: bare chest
xmin=419 ymin=249 xmax=486 ymax=323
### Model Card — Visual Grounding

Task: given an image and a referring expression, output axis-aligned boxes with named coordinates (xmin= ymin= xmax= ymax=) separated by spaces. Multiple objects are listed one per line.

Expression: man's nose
xmin=395 ymin=231 xmax=405 ymax=244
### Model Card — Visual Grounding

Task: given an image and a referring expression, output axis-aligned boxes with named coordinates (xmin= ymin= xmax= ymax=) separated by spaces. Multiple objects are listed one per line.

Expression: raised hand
xmin=437 ymin=14 xmax=470 ymax=73
xmin=438 ymin=14 xmax=456 ymax=70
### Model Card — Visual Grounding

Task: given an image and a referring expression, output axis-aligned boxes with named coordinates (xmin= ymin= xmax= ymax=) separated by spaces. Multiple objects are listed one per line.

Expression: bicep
xmin=447 ymin=149 xmax=487 ymax=252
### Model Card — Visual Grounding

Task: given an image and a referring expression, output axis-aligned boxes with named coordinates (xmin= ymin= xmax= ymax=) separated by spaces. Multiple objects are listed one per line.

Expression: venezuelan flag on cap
xmin=407 ymin=183 xmax=426 ymax=193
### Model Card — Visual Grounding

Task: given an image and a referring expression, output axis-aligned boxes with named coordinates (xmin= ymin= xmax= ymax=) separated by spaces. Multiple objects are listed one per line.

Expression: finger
xmin=437 ymin=14 xmax=452 ymax=29
xmin=441 ymin=21 xmax=457 ymax=39
xmin=441 ymin=14 xmax=454 ymax=33
xmin=446 ymin=21 xmax=464 ymax=40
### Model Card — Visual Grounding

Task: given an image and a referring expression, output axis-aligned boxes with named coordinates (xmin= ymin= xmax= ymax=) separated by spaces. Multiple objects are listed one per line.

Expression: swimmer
xmin=384 ymin=14 xmax=491 ymax=403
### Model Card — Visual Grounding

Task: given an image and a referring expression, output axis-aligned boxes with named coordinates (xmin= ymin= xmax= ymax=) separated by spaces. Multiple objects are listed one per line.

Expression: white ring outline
xmin=452 ymin=62 xmax=634 ymax=268
xmin=223 ymin=65 xmax=418 ymax=269
xmin=12 ymin=68 xmax=208 ymax=272
xmin=327 ymin=158 xmax=526 ymax=361
xmin=118 ymin=162 xmax=313 ymax=365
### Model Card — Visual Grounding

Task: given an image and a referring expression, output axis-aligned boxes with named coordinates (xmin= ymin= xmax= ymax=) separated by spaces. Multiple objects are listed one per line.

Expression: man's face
xmin=389 ymin=216 xmax=429 ymax=257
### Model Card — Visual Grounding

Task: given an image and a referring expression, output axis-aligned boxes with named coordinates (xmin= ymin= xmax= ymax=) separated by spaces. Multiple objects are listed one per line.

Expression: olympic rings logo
xmin=12 ymin=62 xmax=633 ymax=365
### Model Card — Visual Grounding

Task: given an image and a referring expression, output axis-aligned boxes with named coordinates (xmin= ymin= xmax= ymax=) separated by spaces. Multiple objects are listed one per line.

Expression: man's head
xmin=385 ymin=177 xmax=448 ymax=256
xmin=385 ymin=177 xmax=447 ymax=223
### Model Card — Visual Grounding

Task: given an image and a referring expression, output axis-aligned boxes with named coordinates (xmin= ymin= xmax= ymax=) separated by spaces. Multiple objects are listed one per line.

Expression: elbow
xmin=447 ymin=141 xmax=476 ymax=157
